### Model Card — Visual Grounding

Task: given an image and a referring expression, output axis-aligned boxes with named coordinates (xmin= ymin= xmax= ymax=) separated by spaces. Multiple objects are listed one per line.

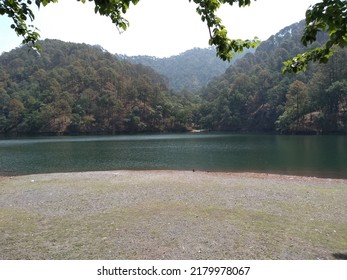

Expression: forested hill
xmin=1 ymin=20 xmax=346 ymax=136
xmin=0 ymin=39 xmax=197 ymax=135
xmin=119 ymin=48 xmax=250 ymax=92
xmin=199 ymin=20 xmax=347 ymax=134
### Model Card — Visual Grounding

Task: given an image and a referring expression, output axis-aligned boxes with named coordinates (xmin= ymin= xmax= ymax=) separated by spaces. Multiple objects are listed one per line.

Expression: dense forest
xmin=0 ymin=40 xmax=198 ymax=135
xmin=120 ymin=48 xmax=251 ymax=92
xmin=199 ymin=20 xmax=347 ymax=134
xmin=0 ymin=20 xmax=346 ymax=136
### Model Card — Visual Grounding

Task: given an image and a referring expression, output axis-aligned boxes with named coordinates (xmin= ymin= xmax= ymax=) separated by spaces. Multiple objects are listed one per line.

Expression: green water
xmin=0 ymin=133 xmax=346 ymax=178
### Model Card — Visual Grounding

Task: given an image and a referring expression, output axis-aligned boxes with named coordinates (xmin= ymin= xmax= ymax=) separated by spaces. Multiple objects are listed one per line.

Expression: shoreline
xmin=2 ymin=169 xmax=347 ymax=182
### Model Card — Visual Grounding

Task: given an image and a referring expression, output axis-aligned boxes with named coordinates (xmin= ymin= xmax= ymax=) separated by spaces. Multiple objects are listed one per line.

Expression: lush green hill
xmin=0 ymin=40 xmax=197 ymax=135
xmin=120 ymin=48 xmax=251 ymax=92
xmin=1 ymin=20 xmax=346 ymax=136
xmin=198 ymin=20 xmax=347 ymax=134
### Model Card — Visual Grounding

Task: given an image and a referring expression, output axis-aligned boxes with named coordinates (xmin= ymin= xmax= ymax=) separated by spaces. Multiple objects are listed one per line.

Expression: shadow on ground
xmin=332 ymin=253 xmax=347 ymax=260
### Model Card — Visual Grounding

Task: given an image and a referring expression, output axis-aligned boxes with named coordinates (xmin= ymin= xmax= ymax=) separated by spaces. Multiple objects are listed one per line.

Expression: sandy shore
xmin=0 ymin=170 xmax=346 ymax=260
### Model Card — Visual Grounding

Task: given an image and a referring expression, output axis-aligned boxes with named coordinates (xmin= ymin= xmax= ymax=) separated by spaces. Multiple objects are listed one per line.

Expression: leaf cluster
xmin=88 ymin=0 xmax=139 ymax=31
xmin=189 ymin=0 xmax=260 ymax=60
xmin=283 ymin=0 xmax=347 ymax=73
xmin=0 ymin=0 xmax=49 ymax=51
xmin=0 ymin=0 xmax=140 ymax=50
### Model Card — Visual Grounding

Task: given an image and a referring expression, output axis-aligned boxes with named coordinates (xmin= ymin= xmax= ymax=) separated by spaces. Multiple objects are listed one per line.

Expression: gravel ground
xmin=0 ymin=170 xmax=346 ymax=260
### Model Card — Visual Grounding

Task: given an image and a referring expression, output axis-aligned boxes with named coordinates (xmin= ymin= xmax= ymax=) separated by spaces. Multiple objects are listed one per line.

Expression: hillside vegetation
xmin=0 ymin=21 xmax=346 ymax=136
xmin=199 ymin=21 xmax=347 ymax=134
xmin=121 ymin=48 xmax=250 ymax=92
xmin=0 ymin=40 xmax=197 ymax=135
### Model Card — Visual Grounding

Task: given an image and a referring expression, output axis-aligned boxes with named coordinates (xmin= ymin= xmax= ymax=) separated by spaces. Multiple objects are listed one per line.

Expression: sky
xmin=0 ymin=0 xmax=321 ymax=57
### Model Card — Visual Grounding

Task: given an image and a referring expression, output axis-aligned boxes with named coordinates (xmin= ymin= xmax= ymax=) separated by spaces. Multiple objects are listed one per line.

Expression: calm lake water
xmin=0 ymin=133 xmax=346 ymax=178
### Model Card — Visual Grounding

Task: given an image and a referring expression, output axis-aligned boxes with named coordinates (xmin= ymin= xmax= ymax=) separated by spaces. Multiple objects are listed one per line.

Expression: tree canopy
xmin=0 ymin=39 xmax=198 ymax=135
xmin=1 ymin=0 xmax=346 ymax=72
xmin=198 ymin=20 xmax=347 ymax=134
xmin=283 ymin=0 xmax=347 ymax=73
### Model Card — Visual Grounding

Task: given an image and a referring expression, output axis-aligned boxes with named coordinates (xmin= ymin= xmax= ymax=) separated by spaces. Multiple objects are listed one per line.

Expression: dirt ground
xmin=0 ymin=170 xmax=346 ymax=260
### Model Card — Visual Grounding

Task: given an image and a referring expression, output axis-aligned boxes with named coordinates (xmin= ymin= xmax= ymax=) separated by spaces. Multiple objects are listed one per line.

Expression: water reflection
xmin=0 ymin=133 xmax=346 ymax=178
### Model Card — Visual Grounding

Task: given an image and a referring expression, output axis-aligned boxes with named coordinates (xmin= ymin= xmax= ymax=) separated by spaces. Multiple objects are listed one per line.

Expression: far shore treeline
xmin=0 ymin=20 xmax=346 ymax=136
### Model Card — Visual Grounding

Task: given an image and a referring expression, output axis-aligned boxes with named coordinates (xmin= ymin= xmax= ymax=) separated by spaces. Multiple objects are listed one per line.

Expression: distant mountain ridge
xmin=119 ymin=47 xmax=253 ymax=92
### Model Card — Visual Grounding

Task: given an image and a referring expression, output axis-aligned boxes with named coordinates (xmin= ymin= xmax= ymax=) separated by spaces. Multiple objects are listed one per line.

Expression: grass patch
xmin=0 ymin=171 xmax=346 ymax=259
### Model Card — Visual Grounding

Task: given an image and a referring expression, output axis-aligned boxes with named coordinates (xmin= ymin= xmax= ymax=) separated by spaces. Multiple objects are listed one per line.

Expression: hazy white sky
xmin=0 ymin=0 xmax=321 ymax=57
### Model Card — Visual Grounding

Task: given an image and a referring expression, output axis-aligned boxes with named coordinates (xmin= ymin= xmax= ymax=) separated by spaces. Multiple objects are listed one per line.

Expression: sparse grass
xmin=0 ymin=171 xmax=346 ymax=259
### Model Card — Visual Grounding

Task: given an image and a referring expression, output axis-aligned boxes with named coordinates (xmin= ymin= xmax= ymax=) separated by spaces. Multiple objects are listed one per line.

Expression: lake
xmin=0 ymin=133 xmax=346 ymax=178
